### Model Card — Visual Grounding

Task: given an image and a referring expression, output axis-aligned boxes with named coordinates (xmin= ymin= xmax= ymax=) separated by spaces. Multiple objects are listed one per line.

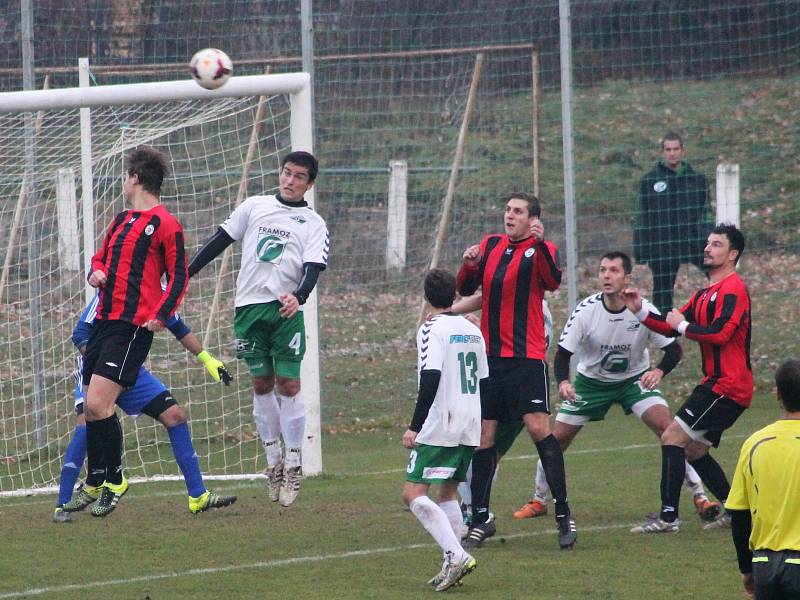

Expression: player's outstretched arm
xmin=553 ymin=346 xmax=575 ymax=399
xmin=451 ymin=293 xmax=482 ymax=315
xmin=188 ymin=227 xmax=235 ymax=277
xmin=178 ymin=331 xmax=233 ymax=385
xmin=456 ymin=244 xmax=482 ymax=296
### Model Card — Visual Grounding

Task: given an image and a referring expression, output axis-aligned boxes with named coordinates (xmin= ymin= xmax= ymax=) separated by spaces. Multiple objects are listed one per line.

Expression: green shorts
xmin=556 ymin=372 xmax=667 ymax=426
xmin=233 ymin=301 xmax=306 ymax=379
xmin=494 ymin=421 xmax=525 ymax=456
xmin=405 ymin=444 xmax=475 ymax=484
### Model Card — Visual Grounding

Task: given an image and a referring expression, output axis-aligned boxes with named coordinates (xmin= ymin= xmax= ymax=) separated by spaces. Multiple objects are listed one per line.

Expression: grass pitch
xmin=0 ymin=388 xmax=775 ymax=599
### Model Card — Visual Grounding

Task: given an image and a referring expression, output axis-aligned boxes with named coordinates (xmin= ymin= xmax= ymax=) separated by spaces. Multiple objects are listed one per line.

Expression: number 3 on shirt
xmin=458 ymin=351 xmax=478 ymax=394
xmin=288 ymin=332 xmax=302 ymax=355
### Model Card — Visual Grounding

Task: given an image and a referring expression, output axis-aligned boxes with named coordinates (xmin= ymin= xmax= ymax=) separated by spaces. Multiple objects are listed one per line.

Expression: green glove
xmin=197 ymin=350 xmax=232 ymax=385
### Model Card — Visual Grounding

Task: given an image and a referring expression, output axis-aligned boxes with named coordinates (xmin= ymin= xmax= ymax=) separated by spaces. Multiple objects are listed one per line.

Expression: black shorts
xmin=752 ymin=550 xmax=800 ymax=600
xmin=481 ymin=357 xmax=550 ymax=422
xmin=675 ymin=385 xmax=746 ymax=447
xmin=82 ymin=319 xmax=154 ymax=388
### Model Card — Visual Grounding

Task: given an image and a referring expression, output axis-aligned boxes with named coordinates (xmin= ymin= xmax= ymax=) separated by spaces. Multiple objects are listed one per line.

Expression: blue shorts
xmin=75 ymin=363 xmax=170 ymax=419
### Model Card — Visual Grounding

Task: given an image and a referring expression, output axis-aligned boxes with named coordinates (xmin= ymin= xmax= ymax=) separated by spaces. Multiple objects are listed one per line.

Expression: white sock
xmin=263 ymin=439 xmax=283 ymax=468
xmin=684 ymin=461 xmax=707 ymax=498
xmin=438 ymin=499 xmax=463 ymax=541
xmin=533 ymin=458 xmax=549 ymax=502
xmin=459 ymin=462 xmax=472 ymax=506
xmin=409 ymin=496 xmax=464 ymax=560
xmin=278 ymin=391 xmax=306 ymax=449
xmin=278 ymin=391 xmax=305 ymax=469
xmin=253 ymin=392 xmax=282 ymax=466
xmin=284 ymin=446 xmax=302 ymax=469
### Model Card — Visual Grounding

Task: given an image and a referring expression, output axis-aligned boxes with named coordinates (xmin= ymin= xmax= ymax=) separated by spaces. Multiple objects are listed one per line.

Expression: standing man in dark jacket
xmin=633 ymin=132 xmax=712 ymax=313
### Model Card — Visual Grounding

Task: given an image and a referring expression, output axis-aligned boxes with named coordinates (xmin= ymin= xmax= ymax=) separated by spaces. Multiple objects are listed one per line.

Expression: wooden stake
xmin=416 ymin=53 xmax=483 ymax=328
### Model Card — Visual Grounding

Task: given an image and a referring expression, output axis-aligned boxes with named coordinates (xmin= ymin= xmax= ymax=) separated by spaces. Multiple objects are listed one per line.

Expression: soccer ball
xmin=190 ymin=48 xmax=233 ymax=90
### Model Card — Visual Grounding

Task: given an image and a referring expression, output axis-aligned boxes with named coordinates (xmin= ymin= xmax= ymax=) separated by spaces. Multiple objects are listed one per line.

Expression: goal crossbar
xmin=0 ymin=73 xmax=310 ymax=113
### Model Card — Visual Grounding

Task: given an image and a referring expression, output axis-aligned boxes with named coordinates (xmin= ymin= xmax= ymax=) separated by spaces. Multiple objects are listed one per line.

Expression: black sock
xmin=85 ymin=420 xmax=106 ymax=487
xmin=96 ymin=414 xmax=124 ymax=485
xmin=660 ymin=445 xmax=685 ymax=522
xmin=470 ymin=447 xmax=497 ymax=525
xmin=689 ymin=453 xmax=731 ymax=503
xmin=535 ymin=434 xmax=570 ymax=519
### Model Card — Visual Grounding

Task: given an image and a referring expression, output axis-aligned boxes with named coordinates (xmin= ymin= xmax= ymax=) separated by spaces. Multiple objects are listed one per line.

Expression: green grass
xmin=0 ymin=387 xmax=775 ymax=599
xmin=1 ymin=68 xmax=798 ymax=598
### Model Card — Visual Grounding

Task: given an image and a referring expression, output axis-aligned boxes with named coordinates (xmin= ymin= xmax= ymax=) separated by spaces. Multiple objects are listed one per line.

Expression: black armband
xmin=292 ymin=263 xmax=326 ymax=305
xmin=409 ymin=370 xmax=441 ymax=432
xmin=730 ymin=509 xmax=753 ymax=574
xmin=655 ymin=341 xmax=682 ymax=376
xmin=188 ymin=228 xmax=235 ymax=277
xmin=553 ymin=345 xmax=573 ymax=384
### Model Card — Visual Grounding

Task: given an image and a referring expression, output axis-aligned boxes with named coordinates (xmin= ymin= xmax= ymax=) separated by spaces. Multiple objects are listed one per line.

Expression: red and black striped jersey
xmin=91 ymin=204 xmax=188 ymax=327
xmin=457 ymin=235 xmax=561 ymax=359
xmin=642 ymin=271 xmax=752 ymax=406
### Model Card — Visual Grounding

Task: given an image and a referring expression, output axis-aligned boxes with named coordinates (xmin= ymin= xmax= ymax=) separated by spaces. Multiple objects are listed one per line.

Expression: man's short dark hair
xmin=282 ymin=151 xmax=319 ymax=182
xmin=424 ymin=269 xmax=456 ymax=309
xmin=600 ymin=251 xmax=632 ymax=274
xmin=661 ymin=131 xmax=684 ymax=149
xmin=712 ymin=223 xmax=746 ymax=264
xmin=505 ymin=192 xmax=541 ymax=218
xmin=776 ymin=360 xmax=800 ymax=412
xmin=126 ymin=146 xmax=168 ymax=196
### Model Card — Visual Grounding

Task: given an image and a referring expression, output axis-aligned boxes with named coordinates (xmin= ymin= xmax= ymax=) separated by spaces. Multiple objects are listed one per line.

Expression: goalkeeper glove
xmin=197 ymin=350 xmax=233 ymax=385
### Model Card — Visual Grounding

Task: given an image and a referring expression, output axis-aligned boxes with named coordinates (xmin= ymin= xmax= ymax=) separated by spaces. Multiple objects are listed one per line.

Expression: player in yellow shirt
xmin=726 ymin=359 xmax=800 ymax=599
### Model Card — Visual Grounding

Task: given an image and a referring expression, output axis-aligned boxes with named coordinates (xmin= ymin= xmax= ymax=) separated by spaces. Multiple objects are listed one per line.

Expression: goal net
xmin=0 ymin=71 xmax=319 ymax=496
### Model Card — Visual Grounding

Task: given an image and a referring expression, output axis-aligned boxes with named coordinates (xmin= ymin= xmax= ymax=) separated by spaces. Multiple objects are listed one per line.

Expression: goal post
xmin=0 ymin=69 xmax=322 ymax=497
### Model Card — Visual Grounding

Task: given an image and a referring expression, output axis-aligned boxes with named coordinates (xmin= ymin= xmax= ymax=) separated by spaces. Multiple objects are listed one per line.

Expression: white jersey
xmin=220 ymin=195 xmax=330 ymax=308
xmin=558 ymin=293 xmax=674 ymax=381
xmin=415 ymin=314 xmax=488 ymax=447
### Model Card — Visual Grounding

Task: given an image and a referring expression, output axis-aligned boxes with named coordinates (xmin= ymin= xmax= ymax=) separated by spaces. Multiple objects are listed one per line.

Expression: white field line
xmin=0 ymin=433 xmax=748 ymax=508
xmin=0 ymin=522 xmax=630 ymax=599
xmin=352 ymin=432 xmax=749 ymax=477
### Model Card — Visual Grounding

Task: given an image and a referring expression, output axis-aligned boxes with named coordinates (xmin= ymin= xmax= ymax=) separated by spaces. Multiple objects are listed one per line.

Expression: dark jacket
xmin=633 ymin=161 xmax=712 ymax=263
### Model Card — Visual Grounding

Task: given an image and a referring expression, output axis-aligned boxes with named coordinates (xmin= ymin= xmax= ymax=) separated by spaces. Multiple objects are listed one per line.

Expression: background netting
xmin=0 ymin=94 xmax=293 ymax=490
xmin=0 ymin=1 xmax=798 ymax=492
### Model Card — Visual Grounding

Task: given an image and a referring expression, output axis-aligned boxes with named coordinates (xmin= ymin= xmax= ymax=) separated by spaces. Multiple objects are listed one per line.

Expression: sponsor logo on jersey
xmin=256 ymin=234 xmax=287 ymax=263
xmin=422 ymin=466 xmax=456 ymax=479
xmin=449 ymin=334 xmax=482 ymax=344
xmin=653 ymin=181 xmax=667 ymax=192
xmin=600 ymin=343 xmax=632 ymax=351
xmin=258 ymin=226 xmax=292 ymax=238
xmin=600 ymin=350 xmax=629 ymax=373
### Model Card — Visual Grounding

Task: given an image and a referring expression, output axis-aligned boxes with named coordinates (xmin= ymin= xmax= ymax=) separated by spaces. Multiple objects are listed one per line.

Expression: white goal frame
xmin=0 ymin=67 xmax=323 ymax=490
